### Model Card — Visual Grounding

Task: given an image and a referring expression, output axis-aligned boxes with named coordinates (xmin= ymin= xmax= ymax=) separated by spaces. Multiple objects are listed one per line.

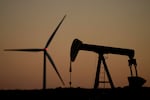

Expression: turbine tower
xmin=4 ymin=15 xmax=66 ymax=90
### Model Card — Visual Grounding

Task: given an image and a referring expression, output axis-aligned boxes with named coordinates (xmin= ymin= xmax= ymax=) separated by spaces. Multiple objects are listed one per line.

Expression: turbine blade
xmin=4 ymin=49 xmax=43 ymax=52
xmin=45 ymin=51 xmax=65 ymax=86
xmin=45 ymin=15 xmax=66 ymax=48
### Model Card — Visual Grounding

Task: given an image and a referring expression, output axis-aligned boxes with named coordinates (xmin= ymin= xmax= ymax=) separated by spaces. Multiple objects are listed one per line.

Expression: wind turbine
xmin=4 ymin=15 xmax=66 ymax=90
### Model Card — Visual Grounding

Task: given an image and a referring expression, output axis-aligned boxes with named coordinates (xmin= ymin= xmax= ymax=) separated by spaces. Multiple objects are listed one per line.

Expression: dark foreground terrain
xmin=0 ymin=87 xmax=150 ymax=99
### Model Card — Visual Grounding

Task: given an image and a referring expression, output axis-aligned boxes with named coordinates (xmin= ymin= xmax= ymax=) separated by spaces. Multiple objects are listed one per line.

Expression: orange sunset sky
xmin=0 ymin=0 xmax=150 ymax=90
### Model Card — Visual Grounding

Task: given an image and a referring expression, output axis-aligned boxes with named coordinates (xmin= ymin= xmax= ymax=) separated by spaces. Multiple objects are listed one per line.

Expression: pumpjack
xmin=70 ymin=38 xmax=146 ymax=89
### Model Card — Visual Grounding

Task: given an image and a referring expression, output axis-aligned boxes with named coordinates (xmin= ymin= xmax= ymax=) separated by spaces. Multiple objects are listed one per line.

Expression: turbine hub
xmin=45 ymin=48 xmax=48 ymax=51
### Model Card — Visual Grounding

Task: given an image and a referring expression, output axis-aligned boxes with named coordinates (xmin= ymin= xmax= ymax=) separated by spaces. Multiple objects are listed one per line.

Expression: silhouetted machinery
xmin=70 ymin=38 xmax=146 ymax=89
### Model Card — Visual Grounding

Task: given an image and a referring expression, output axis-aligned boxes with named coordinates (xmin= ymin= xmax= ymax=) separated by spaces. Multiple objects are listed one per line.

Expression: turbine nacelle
xmin=44 ymin=48 xmax=48 ymax=51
